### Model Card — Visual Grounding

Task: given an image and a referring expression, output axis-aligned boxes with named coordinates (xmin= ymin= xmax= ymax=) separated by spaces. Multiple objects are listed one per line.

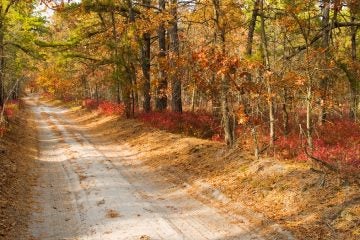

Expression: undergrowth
xmin=65 ymin=97 xmax=360 ymax=170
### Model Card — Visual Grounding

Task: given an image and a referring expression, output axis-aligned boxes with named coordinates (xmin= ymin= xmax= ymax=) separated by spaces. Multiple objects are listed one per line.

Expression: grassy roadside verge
xmin=0 ymin=101 xmax=38 ymax=239
xmin=46 ymin=98 xmax=360 ymax=239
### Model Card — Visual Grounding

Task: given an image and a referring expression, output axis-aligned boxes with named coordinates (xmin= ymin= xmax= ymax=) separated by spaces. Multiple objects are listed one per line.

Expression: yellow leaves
xmin=237 ymin=105 xmax=249 ymax=125
xmin=192 ymin=46 xmax=241 ymax=77
xmin=264 ymin=70 xmax=273 ymax=78
xmin=283 ymin=71 xmax=306 ymax=86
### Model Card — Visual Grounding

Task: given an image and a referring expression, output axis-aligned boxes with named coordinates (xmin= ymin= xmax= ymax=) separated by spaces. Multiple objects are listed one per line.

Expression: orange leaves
xmin=283 ymin=71 xmax=306 ymax=86
xmin=237 ymin=105 xmax=249 ymax=125
xmin=192 ymin=46 xmax=240 ymax=77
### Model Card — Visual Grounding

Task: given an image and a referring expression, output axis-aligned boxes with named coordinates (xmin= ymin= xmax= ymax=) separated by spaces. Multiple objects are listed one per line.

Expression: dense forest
xmin=1 ymin=0 xmax=359 ymax=169
xmin=1 ymin=1 xmax=360 ymax=239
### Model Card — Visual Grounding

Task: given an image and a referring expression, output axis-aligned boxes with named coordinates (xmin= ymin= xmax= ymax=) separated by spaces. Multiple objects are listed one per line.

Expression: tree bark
xmin=213 ymin=0 xmax=235 ymax=146
xmin=246 ymin=0 xmax=260 ymax=56
xmin=0 ymin=22 xmax=5 ymax=106
xmin=110 ymin=11 xmax=122 ymax=104
xmin=306 ymin=85 xmax=313 ymax=151
xmin=282 ymin=88 xmax=289 ymax=135
xmin=141 ymin=0 xmax=151 ymax=112
xmin=350 ymin=9 xmax=359 ymax=120
xmin=260 ymin=0 xmax=274 ymax=150
xmin=319 ymin=0 xmax=331 ymax=124
xmin=155 ymin=0 xmax=168 ymax=111
xmin=169 ymin=0 xmax=182 ymax=113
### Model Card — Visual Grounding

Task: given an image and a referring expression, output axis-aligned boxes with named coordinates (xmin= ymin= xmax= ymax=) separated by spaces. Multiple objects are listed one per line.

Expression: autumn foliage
xmin=275 ymin=119 xmax=360 ymax=169
xmin=138 ymin=111 xmax=221 ymax=139
xmin=83 ymin=99 xmax=125 ymax=116
xmin=2 ymin=100 xmax=20 ymax=120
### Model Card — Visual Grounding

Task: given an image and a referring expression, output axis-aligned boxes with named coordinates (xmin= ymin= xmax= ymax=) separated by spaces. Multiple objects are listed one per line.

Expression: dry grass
xmin=105 ymin=209 xmax=120 ymax=218
xmin=0 ymin=104 xmax=39 ymax=239
xmin=49 ymin=99 xmax=360 ymax=239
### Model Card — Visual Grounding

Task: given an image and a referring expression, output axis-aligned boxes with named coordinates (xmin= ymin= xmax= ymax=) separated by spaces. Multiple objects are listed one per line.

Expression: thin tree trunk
xmin=0 ymin=27 xmax=5 ymax=106
xmin=306 ymin=85 xmax=313 ymax=151
xmin=169 ymin=0 xmax=182 ymax=112
xmin=95 ymin=83 xmax=99 ymax=103
xmin=123 ymin=0 xmax=136 ymax=117
xmin=141 ymin=0 xmax=151 ymax=112
xmin=213 ymin=0 xmax=235 ymax=146
xmin=131 ymin=63 xmax=138 ymax=112
xmin=191 ymin=84 xmax=196 ymax=112
xmin=155 ymin=0 xmax=168 ymax=111
xmin=282 ymin=88 xmax=289 ymax=135
xmin=319 ymin=0 xmax=331 ymax=124
xmin=110 ymin=11 xmax=122 ymax=104
xmin=350 ymin=10 xmax=359 ymax=120
xmin=260 ymin=0 xmax=274 ymax=150
xmin=246 ymin=0 xmax=260 ymax=56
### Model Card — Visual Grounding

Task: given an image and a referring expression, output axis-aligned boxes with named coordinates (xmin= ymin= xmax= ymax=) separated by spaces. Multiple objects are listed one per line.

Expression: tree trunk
xmin=220 ymin=74 xmax=235 ymax=146
xmin=282 ymin=88 xmax=289 ymax=135
xmin=141 ymin=33 xmax=151 ymax=112
xmin=169 ymin=0 xmax=182 ymax=113
xmin=337 ymin=62 xmax=359 ymax=122
xmin=0 ymin=27 xmax=5 ymax=106
xmin=246 ymin=0 xmax=260 ymax=56
xmin=155 ymin=0 xmax=168 ymax=111
xmin=350 ymin=10 xmax=359 ymax=120
xmin=306 ymin=85 xmax=313 ymax=151
xmin=81 ymin=76 xmax=89 ymax=99
xmin=95 ymin=83 xmax=99 ymax=103
xmin=191 ymin=84 xmax=196 ymax=112
xmin=123 ymin=0 xmax=136 ymax=117
xmin=141 ymin=0 xmax=151 ymax=112
xmin=211 ymin=90 xmax=221 ymax=118
xmin=319 ymin=0 xmax=331 ymax=124
xmin=110 ymin=11 xmax=122 ymax=104
xmin=213 ymin=0 xmax=235 ymax=146
xmin=260 ymin=0 xmax=274 ymax=150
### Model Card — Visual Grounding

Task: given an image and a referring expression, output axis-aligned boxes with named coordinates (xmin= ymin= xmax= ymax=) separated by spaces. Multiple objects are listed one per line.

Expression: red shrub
xmin=1 ymin=101 xmax=19 ymax=120
xmin=83 ymin=99 xmax=98 ymax=110
xmin=313 ymin=120 xmax=360 ymax=168
xmin=98 ymin=101 xmax=125 ymax=116
xmin=275 ymin=119 xmax=360 ymax=169
xmin=138 ymin=111 xmax=221 ymax=139
xmin=62 ymin=95 xmax=74 ymax=102
xmin=41 ymin=92 xmax=54 ymax=99
xmin=0 ymin=126 xmax=5 ymax=136
xmin=82 ymin=99 xmax=125 ymax=116
xmin=6 ymin=100 xmax=19 ymax=105
xmin=4 ymin=108 xmax=15 ymax=119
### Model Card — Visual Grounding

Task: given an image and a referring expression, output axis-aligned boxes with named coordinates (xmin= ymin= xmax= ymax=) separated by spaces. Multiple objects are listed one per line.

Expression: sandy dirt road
xmin=27 ymin=96 xmax=264 ymax=240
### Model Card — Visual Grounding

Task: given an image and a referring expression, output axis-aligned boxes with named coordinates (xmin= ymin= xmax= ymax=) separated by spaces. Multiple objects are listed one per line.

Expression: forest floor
xmin=1 ymin=95 xmax=359 ymax=239
xmin=0 ymin=100 xmax=39 ymax=239
xmin=46 ymin=97 xmax=360 ymax=240
xmin=24 ymin=94 xmax=294 ymax=240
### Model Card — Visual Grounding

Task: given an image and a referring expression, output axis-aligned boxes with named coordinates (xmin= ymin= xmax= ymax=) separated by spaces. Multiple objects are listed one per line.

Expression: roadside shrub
xmin=138 ymin=111 xmax=221 ymax=139
xmin=83 ymin=99 xmax=125 ymax=116
xmin=98 ymin=101 xmax=125 ymax=116
xmin=3 ymin=100 xmax=19 ymax=120
xmin=313 ymin=119 xmax=360 ymax=168
xmin=276 ymin=119 xmax=360 ymax=169
xmin=41 ymin=92 xmax=54 ymax=99
xmin=83 ymin=98 xmax=98 ymax=110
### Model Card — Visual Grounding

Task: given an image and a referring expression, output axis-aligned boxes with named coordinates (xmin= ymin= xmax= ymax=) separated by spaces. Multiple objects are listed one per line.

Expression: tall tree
xmin=212 ymin=0 xmax=235 ymax=146
xmin=318 ymin=0 xmax=331 ymax=124
xmin=0 ymin=0 xmax=45 ymax=105
xmin=155 ymin=0 xmax=168 ymax=111
xmin=141 ymin=0 xmax=151 ymax=112
xmin=246 ymin=0 xmax=260 ymax=56
xmin=259 ymin=0 xmax=275 ymax=149
xmin=169 ymin=0 xmax=182 ymax=112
